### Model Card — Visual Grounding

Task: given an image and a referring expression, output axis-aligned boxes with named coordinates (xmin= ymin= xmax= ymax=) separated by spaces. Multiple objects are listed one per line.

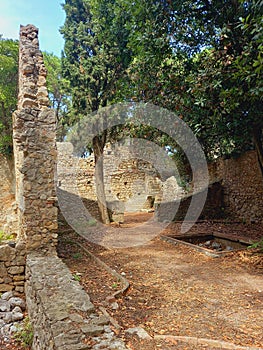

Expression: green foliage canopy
xmin=0 ymin=37 xmax=18 ymax=155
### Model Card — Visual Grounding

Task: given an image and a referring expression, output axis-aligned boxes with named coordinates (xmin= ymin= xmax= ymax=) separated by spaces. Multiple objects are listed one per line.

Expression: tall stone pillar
xmin=12 ymin=25 xmax=57 ymax=252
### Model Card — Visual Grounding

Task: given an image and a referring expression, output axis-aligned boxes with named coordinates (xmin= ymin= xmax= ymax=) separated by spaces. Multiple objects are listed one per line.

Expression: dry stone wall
xmin=12 ymin=24 xmax=57 ymax=251
xmin=0 ymin=241 xmax=26 ymax=295
xmin=0 ymin=155 xmax=17 ymax=235
xmin=7 ymin=24 xmax=129 ymax=350
xmin=209 ymin=151 xmax=263 ymax=223
xmin=57 ymin=142 xmax=184 ymax=217
xmin=26 ymin=253 xmax=128 ymax=350
xmin=156 ymin=151 xmax=263 ymax=226
xmin=155 ymin=181 xmax=224 ymax=222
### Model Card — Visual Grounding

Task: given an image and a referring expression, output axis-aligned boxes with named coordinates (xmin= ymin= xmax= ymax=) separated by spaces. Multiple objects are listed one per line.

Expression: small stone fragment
xmin=125 ymin=327 xmax=152 ymax=340
xmin=3 ymin=312 xmax=13 ymax=323
xmin=81 ymin=323 xmax=104 ymax=336
xmin=2 ymin=291 xmax=12 ymax=300
xmin=110 ymin=302 xmax=119 ymax=310
xmin=11 ymin=312 xmax=24 ymax=322
xmin=9 ymin=297 xmax=26 ymax=310
xmin=12 ymin=306 xmax=22 ymax=314
xmin=0 ymin=300 xmax=10 ymax=312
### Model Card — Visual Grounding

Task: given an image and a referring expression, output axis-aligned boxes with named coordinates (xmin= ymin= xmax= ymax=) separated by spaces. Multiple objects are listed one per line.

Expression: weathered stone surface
xmin=7 ymin=266 xmax=24 ymax=275
xmin=0 ymin=245 xmax=16 ymax=262
xmin=12 ymin=24 xmax=58 ymax=253
xmin=13 ymin=275 xmax=25 ymax=281
xmin=0 ymin=300 xmax=10 ymax=312
xmin=126 ymin=327 xmax=152 ymax=340
xmin=11 ymin=312 xmax=24 ymax=322
xmin=0 ymin=22 xmax=155 ymax=350
xmin=25 ymin=252 xmax=128 ymax=350
xmin=0 ymin=155 xmax=17 ymax=236
xmin=0 ymin=284 xmax=14 ymax=292
xmin=9 ymin=297 xmax=26 ymax=310
xmin=209 ymin=150 xmax=263 ymax=224
xmin=80 ymin=323 xmax=104 ymax=336
xmin=0 ymin=291 xmax=14 ymax=301
xmin=0 ymin=263 xmax=8 ymax=276
xmin=57 ymin=142 xmax=177 ymax=220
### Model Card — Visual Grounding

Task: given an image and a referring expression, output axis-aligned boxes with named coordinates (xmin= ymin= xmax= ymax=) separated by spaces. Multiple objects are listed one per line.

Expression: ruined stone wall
xmin=57 ymin=142 xmax=184 ymax=215
xmin=25 ymin=252 xmax=128 ymax=350
xmin=0 ymin=24 xmax=58 ymax=294
xmin=0 ymin=241 xmax=26 ymax=295
xmin=209 ymin=150 xmax=263 ymax=223
xmin=155 ymin=181 xmax=224 ymax=222
xmin=156 ymin=150 xmax=263 ymax=225
xmin=0 ymin=155 xmax=17 ymax=235
xmin=12 ymin=24 xmax=57 ymax=251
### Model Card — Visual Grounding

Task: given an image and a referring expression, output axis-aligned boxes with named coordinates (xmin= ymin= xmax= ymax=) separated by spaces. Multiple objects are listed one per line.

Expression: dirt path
xmin=58 ymin=213 xmax=263 ymax=350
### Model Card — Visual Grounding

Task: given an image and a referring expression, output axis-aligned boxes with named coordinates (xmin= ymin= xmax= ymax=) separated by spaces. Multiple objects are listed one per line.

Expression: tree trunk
xmin=93 ymin=133 xmax=110 ymax=224
xmin=253 ymin=128 xmax=263 ymax=179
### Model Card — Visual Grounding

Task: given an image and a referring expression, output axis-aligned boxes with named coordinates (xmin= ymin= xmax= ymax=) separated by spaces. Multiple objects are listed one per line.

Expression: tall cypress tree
xmin=60 ymin=0 xmax=132 ymax=223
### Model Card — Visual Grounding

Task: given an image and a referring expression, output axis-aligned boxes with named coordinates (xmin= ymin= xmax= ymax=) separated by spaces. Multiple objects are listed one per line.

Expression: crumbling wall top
xmin=18 ymin=24 xmax=49 ymax=110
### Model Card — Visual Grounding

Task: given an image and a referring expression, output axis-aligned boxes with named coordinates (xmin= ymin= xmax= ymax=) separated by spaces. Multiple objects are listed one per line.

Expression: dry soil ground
xmin=57 ymin=212 xmax=263 ymax=350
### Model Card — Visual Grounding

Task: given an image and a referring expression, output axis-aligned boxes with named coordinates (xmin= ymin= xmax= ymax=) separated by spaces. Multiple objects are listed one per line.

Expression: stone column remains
xmin=12 ymin=24 xmax=57 ymax=252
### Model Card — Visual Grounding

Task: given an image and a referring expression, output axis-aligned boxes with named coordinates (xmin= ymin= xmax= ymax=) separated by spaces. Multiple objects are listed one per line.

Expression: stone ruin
xmin=0 ymin=24 xmax=129 ymax=350
xmin=1 ymin=20 xmax=263 ymax=350
xmin=56 ymin=141 xmax=184 ymax=223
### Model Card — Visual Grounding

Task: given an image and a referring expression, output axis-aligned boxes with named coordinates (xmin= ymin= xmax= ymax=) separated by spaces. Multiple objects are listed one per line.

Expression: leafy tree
xmin=121 ymin=0 xmax=263 ymax=169
xmin=183 ymin=0 xmax=263 ymax=166
xmin=43 ymin=52 xmax=72 ymax=140
xmin=0 ymin=37 xmax=18 ymax=155
xmin=60 ymin=0 xmax=132 ymax=223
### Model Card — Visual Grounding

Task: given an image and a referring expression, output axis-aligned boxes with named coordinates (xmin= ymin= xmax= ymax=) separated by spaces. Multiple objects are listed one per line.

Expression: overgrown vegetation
xmin=1 ymin=0 xmax=262 ymax=221
xmin=0 ymin=230 xmax=14 ymax=241
xmin=59 ymin=0 xmax=262 ymax=222
xmin=248 ymin=237 xmax=263 ymax=252
xmin=0 ymin=37 xmax=18 ymax=156
xmin=14 ymin=316 xmax=34 ymax=348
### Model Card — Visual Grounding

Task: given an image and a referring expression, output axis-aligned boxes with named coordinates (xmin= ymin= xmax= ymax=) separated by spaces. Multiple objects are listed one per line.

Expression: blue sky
xmin=0 ymin=0 xmax=66 ymax=56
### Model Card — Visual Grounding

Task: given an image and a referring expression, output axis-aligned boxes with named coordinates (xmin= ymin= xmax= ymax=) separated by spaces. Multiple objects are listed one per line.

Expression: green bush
xmin=14 ymin=316 xmax=34 ymax=348
xmin=248 ymin=237 xmax=263 ymax=252
xmin=0 ymin=230 xmax=14 ymax=241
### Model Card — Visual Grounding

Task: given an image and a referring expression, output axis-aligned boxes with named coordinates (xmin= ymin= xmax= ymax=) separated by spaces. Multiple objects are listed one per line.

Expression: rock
xmin=0 ymin=300 xmax=10 ymax=312
xmin=226 ymin=246 xmax=234 ymax=251
xmin=80 ymin=323 xmax=104 ymax=336
xmin=204 ymin=240 xmax=211 ymax=246
xmin=7 ymin=241 xmax=16 ymax=248
xmin=0 ymin=284 xmax=14 ymax=292
xmin=7 ymin=266 xmax=25 ymax=275
xmin=109 ymin=340 xmax=129 ymax=349
xmin=1 ymin=291 xmax=14 ymax=301
xmin=211 ymin=241 xmax=222 ymax=250
xmin=96 ymin=315 xmax=110 ymax=326
xmin=10 ymin=324 xmax=19 ymax=333
xmin=125 ymin=327 xmax=152 ymax=340
xmin=3 ymin=312 xmax=13 ymax=323
xmin=0 ymin=245 xmax=16 ymax=262
xmin=9 ymin=297 xmax=26 ymax=310
xmin=110 ymin=302 xmax=119 ymax=310
xmin=15 ymin=286 xmax=24 ymax=293
xmin=11 ymin=312 xmax=24 ymax=322
xmin=2 ymin=323 xmax=11 ymax=334
xmin=69 ymin=313 xmax=84 ymax=323
xmin=12 ymin=306 xmax=22 ymax=314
